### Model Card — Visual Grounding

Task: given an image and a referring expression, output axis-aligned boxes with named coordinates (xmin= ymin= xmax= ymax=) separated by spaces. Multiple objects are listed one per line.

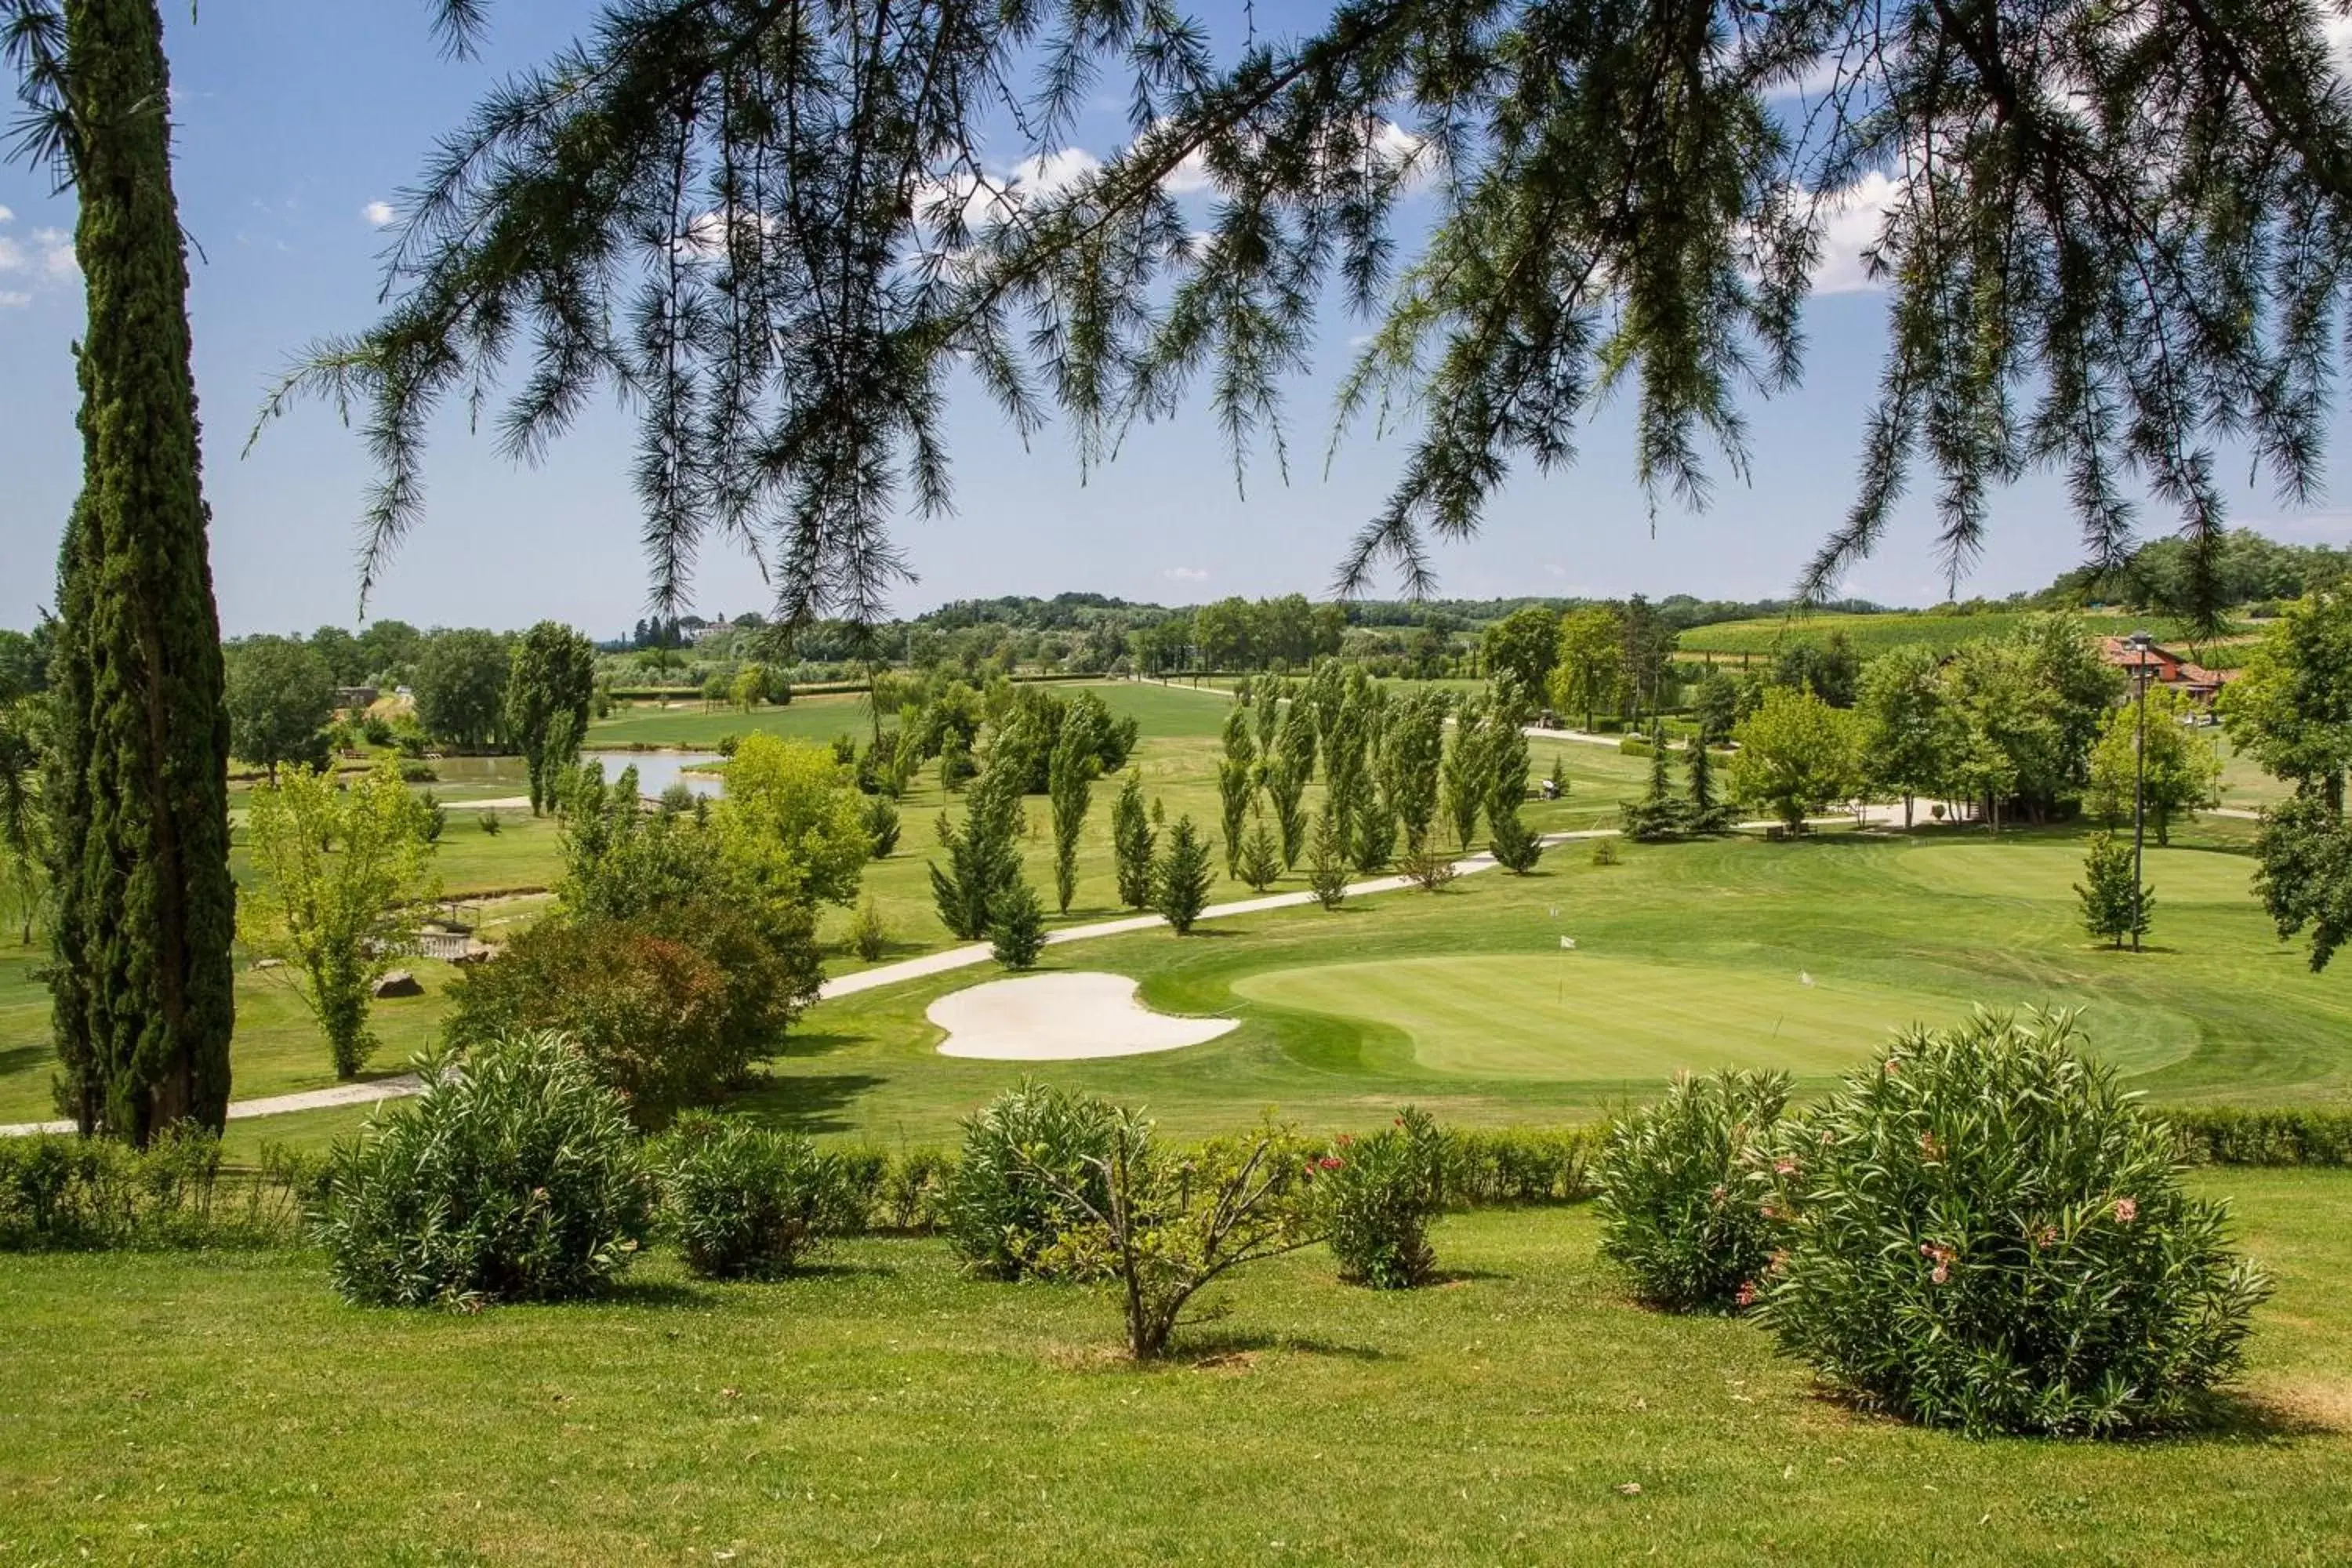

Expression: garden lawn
xmin=1 ymin=1172 xmax=2347 ymax=1566
xmin=1675 ymin=609 xmax=2216 ymax=660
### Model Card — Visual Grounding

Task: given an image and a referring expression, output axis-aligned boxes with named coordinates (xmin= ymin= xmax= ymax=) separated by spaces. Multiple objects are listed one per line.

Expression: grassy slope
xmin=1 ymin=1172 xmax=2347 ymax=1566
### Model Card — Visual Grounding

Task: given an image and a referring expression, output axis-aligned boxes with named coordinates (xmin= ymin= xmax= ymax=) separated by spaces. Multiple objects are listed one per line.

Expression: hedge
xmin=2165 ymin=1107 xmax=2352 ymax=1167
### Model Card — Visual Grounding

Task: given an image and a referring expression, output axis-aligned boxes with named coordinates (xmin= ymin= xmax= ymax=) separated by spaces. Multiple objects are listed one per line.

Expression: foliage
xmin=1152 ymin=815 xmax=1214 ymax=935
xmin=862 ymin=792 xmax=902 ymax=858
xmin=238 ymin=760 xmax=440 ymax=1078
xmin=445 ymin=901 xmax=820 ymax=1127
xmin=0 ymin=1128 xmax=316 ymax=1252
xmin=2075 ymin=831 xmax=2153 ymax=949
xmin=2166 ymin=1107 xmax=2352 ymax=1167
xmin=1047 ymin=717 xmax=1097 ymax=913
xmin=2251 ymin=793 xmax=2352 ymax=971
xmin=1320 ymin=1107 xmax=1447 ymax=1289
xmin=1439 ymin=705 xmax=1488 ymax=851
xmin=930 ymin=767 xmax=1024 ymax=940
xmin=1682 ymin=739 xmax=1734 ymax=835
xmin=1237 ymin=808 xmax=1283 ymax=891
xmin=1487 ymin=808 xmax=1543 ymax=873
xmin=1398 ymin=844 xmax=1457 ymax=891
xmin=1481 ymin=608 xmax=1563 ymax=698
xmin=0 ymin=699 xmax=45 ymax=945
xmin=504 ymin=621 xmax=597 ymax=814
xmin=716 ymin=732 xmax=870 ymax=907
xmin=943 ymin=1082 xmax=1118 ymax=1281
xmin=1619 ymin=727 xmax=1690 ymax=841
xmin=320 ymin=1034 xmax=654 ymax=1308
xmin=847 ymin=896 xmax=891 ymax=963
xmin=2221 ymin=590 xmax=2352 ymax=808
xmin=1551 ymin=608 xmax=1626 ymax=731
xmin=412 ymin=630 xmax=511 ymax=750
xmin=1853 ymin=644 xmax=1957 ymax=828
xmin=40 ymin=0 xmax=235 ymax=1143
xmin=1306 ymin=798 xmax=1349 ymax=909
xmin=989 ymin=878 xmax=1048 ymax=969
xmin=1730 ymin=688 xmax=1855 ymax=833
xmin=1381 ymin=690 xmax=1449 ymax=852
xmin=1433 ymin=1125 xmax=1606 ymax=1206
xmin=1754 ymin=1010 xmax=2270 ymax=1436
xmin=1593 ymin=1069 xmax=1790 ymax=1312
xmin=657 ymin=1114 xmax=860 ymax=1280
xmin=1024 ymin=1110 xmax=1323 ymax=1359
xmin=224 ymin=636 xmax=336 ymax=779
xmin=1214 ymin=756 xmax=1253 ymax=879
xmin=1110 ymin=768 xmax=1157 ymax=911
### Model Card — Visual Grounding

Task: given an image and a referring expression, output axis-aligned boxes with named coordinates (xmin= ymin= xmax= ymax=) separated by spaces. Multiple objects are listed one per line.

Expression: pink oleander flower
xmin=1709 ymin=1183 xmax=1727 ymax=1205
xmin=1319 ymin=1156 xmax=1345 ymax=1171
xmin=2034 ymin=1225 xmax=2059 ymax=1250
xmin=1735 ymin=1281 xmax=1759 ymax=1308
xmin=1767 ymin=1250 xmax=1789 ymax=1274
xmin=2114 ymin=1197 xmax=2138 ymax=1224
xmin=1773 ymin=1159 xmax=1797 ymax=1177
xmin=1931 ymin=1262 xmax=1950 ymax=1285
xmin=1883 ymin=1058 xmax=1900 ymax=1075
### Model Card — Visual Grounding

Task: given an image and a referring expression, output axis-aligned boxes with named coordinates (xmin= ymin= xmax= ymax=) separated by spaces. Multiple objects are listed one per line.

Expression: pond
xmin=424 ymin=751 xmax=728 ymax=800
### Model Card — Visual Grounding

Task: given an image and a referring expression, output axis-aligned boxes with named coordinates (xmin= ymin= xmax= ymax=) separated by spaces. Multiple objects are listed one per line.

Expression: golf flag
xmin=1560 ymin=935 xmax=1577 ymax=950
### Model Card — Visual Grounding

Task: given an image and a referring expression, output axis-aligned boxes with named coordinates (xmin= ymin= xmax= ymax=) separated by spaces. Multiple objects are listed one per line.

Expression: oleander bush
xmin=1323 ymin=1106 xmax=1448 ymax=1288
xmin=1593 ymin=1069 xmax=1790 ymax=1311
xmin=0 ymin=1129 xmax=317 ymax=1251
xmin=320 ymin=1033 xmax=655 ymax=1308
xmin=658 ymin=1114 xmax=861 ymax=1280
xmin=942 ymin=1081 xmax=1118 ymax=1279
xmin=1754 ymin=1009 xmax=2271 ymax=1436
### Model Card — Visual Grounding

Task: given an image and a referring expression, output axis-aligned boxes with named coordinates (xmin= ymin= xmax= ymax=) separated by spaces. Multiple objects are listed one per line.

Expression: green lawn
xmin=2 ymin=1171 xmax=2347 ymax=1565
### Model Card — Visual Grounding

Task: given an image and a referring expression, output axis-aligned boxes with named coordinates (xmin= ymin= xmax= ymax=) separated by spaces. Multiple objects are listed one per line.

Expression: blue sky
xmin=5 ymin=1 xmax=2352 ymax=639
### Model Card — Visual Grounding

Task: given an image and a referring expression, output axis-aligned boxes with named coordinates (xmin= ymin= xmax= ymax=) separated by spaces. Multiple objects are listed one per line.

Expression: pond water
xmin=426 ymin=751 xmax=728 ymax=800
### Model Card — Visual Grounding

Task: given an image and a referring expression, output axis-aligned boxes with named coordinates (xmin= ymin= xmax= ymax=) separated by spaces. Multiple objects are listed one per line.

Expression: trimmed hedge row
xmin=2168 ymin=1107 xmax=2352 ymax=1167
xmin=0 ymin=1131 xmax=322 ymax=1251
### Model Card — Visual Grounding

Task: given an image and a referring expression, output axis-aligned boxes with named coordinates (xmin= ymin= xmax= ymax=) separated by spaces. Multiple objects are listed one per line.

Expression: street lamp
xmin=2126 ymin=629 xmax=2154 ymax=952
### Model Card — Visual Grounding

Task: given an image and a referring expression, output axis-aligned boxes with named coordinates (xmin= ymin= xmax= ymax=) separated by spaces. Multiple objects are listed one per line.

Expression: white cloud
xmin=0 ymin=237 xmax=21 ymax=272
xmin=1163 ymin=566 xmax=1210 ymax=582
xmin=0 ymin=205 xmax=13 ymax=224
xmin=34 ymin=227 xmax=74 ymax=281
xmin=1810 ymin=169 xmax=1900 ymax=296
xmin=362 ymin=200 xmax=396 ymax=228
xmin=0 ymin=290 xmax=29 ymax=310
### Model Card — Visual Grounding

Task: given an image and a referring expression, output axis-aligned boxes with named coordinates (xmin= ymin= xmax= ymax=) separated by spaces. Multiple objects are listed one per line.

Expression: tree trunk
xmin=47 ymin=0 xmax=235 ymax=1144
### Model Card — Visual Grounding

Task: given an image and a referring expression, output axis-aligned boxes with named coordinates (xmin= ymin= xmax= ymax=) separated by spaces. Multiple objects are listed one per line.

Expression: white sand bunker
xmin=928 ymin=971 xmax=1239 ymax=1061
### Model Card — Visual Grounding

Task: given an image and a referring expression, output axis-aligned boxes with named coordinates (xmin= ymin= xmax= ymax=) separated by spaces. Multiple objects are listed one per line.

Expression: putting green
xmin=1232 ymin=954 xmax=1998 ymax=1081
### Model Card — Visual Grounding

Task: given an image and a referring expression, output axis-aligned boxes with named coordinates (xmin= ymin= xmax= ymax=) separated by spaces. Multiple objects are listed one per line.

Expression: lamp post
xmin=2126 ymin=630 xmax=2154 ymax=952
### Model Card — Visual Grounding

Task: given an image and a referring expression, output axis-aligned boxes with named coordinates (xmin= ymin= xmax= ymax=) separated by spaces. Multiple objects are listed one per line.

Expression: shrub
xmin=1028 ymin=1110 xmax=1323 ymax=1358
xmin=943 ymin=1081 xmax=1118 ymax=1279
xmin=0 ymin=1128 xmax=314 ymax=1251
xmin=1437 ymin=1125 xmax=1606 ymax=1205
xmin=657 ymin=1114 xmax=861 ymax=1279
xmin=1398 ymin=845 xmax=1457 ymax=891
xmin=1592 ymin=1069 xmax=1789 ymax=1311
xmin=477 ymin=809 xmax=502 ymax=835
xmin=990 ymin=879 xmax=1048 ymax=969
xmin=2167 ymin=1106 xmax=2352 ymax=1166
xmin=1322 ymin=1106 xmax=1447 ymax=1288
xmin=1754 ymin=1009 xmax=2270 ymax=1436
xmin=321 ymin=1033 xmax=654 ymax=1307
xmin=863 ymin=793 xmax=902 ymax=858
xmin=1589 ymin=838 xmax=1619 ymax=866
xmin=870 ymin=1147 xmax=955 ymax=1230
xmin=847 ymin=896 xmax=890 ymax=962
xmin=397 ymin=757 xmax=438 ymax=783
xmin=444 ymin=901 xmax=821 ymax=1127
xmin=1488 ymin=811 xmax=1543 ymax=873
xmin=1617 ymin=735 xmax=1653 ymax=757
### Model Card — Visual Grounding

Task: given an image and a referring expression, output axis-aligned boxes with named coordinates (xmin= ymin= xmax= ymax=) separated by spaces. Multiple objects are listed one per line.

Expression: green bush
xmin=320 ymin=1033 xmax=655 ymax=1308
xmin=2166 ymin=1106 xmax=2352 ymax=1166
xmin=943 ymin=1081 xmax=1117 ymax=1279
xmin=1322 ymin=1106 xmax=1447 ymax=1288
xmin=1754 ymin=1009 xmax=2270 ymax=1436
xmin=990 ymin=880 xmax=1048 ymax=968
xmin=0 ymin=1128 xmax=314 ymax=1251
xmin=870 ymin=1148 xmax=954 ymax=1231
xmin=657 ymin=1115 xmax=860 ymax=1280
xmin=1592 ymin=1069 xmax=1789 ymax=1311
xmin=1617 ymin=735 xmax=1653 ymax=757
xmin=1436 ymin=1125 xmax=1607 ymax=1206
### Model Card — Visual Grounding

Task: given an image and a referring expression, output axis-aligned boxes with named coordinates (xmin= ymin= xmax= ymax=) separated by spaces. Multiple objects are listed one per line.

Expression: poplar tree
xmin=28 ymin=0 xmax=236 ymax=1142
xmin=506 ymin=621 xmax=598 ymax=815
xmin=1047 ymin=720 xmax=1097 ymax=913
xmin=1110 ymin=770 xmax=1156 ymax=911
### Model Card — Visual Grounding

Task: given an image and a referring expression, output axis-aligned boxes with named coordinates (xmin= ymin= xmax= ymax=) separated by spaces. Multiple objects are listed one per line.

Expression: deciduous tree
xmin=1730 ymin=688 xmax=1855 ymax=834
xmin=505 ymin=620 xmax=597 ymax=814
xmin=224 ymin=636 xmax=335 ymax=782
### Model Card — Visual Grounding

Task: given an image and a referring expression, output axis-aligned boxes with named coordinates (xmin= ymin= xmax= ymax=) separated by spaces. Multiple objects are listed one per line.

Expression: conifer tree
xmin=1238 ymin=808 xmax=1282 ymax=892
xmin=2077 ymin=832 xmax=2153 ymax=949
xmin=1620 ymin=726 xmax=1690 ymax=842
xmin=1111 ymin=770 xmax=1156 ymax=910
xmin=930 ymin=768 xmax=1023 ymax=940
xmin=1306 ymin=799 xmax=1350 ymax=910
xmin=40 ymin=0 xmax=236 ymax=1142
xmin=1153 ymin=816 xmax=1214 ymax=935
xmin=1686 ymin=735 xmax=1734 ymax=835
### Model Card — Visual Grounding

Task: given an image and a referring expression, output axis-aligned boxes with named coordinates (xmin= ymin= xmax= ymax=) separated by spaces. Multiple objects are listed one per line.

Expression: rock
xmin=252 ymin=957 xmax=285 ymax=971
xmin=373 ymin=970 xmax=426 ymax=999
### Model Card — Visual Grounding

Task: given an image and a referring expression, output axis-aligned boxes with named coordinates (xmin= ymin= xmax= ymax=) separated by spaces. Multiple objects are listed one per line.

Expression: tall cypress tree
xmin=43 ymin=0 xmax=235 ymax=1142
